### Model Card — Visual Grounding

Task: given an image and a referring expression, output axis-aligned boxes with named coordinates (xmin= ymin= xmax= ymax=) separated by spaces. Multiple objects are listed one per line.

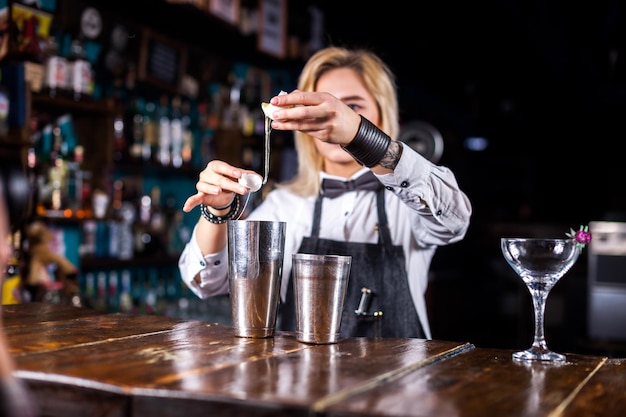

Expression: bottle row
xmin=28 ymin=92 xmax=212 ymax=218
xmin=80 ymin=266 xmax=231 ymax=323
xmin=42 ymin=35 xmax=95 ymax=101
xmin=112 ymin=94 xmax=198 ymax=168
xmin=81 ymin=186 xmax=191 ymax=260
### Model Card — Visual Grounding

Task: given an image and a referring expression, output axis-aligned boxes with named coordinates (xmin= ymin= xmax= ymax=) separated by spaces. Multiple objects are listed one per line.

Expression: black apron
xmin=279 ymin=190 xmax=424 ymax=338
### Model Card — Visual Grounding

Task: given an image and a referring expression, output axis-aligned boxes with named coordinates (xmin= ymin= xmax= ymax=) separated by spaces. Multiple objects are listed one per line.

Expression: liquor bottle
xmin=41 ymin=35 xmax=68 ymax=99
xmin=55 ymin=115 xmax=83 ymax=215
xmin=56 ymin=114 xmax=77 ymax=161
xmin=66 ymin=145 xmax=85 ymax=216
xmin=112 ymin=99 xmax=126 ymax=163
xmin=157 ymin=95 xmax=171 ymax=167
xmin=170 ymin=96 xmax=183 ymax=168
xmin=95 ymin=271 xmax=107 ymax=310
xmin=133 ymin=193 xmax=153 ymax=256
xmin=37 ymin=124 xmax=53 ymax=165
xmin=83 ymin=272 xmax=96 ymax=308
xmin=107 ymin=180 xmax=124 ymax=259
xmin=67 ymin=36 xmax=94 ymax=101
xmin=167 ymin=211 xmax=190 ymax=256
xmin=26 ymin=147 xmax=39 ymax=222
xmin=47 ymin=125 xmax=69 ymax=212
xmin=119 ymin=270 xmax=133 ymax=313
xmin=126 ymin=97 xmax=144 ymax=162
xmin=117 ymin=201 xmax=135 ymax=260
xmin=142 ymin=101 xmax=157 ymax=163
xmin=108 ymin=270 xmax=119 ymax=312
xmin=180 ymin=99 xmax=194 ymax=166
xmin=149 ymin=186 xmax=165 ymax=253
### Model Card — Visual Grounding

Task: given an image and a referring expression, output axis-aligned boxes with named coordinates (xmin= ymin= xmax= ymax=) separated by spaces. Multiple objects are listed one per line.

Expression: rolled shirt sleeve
xmin=375 ymin=143 xmax=472 ymax=245
xmin=178 ymin=225 xmax=230 ymax=299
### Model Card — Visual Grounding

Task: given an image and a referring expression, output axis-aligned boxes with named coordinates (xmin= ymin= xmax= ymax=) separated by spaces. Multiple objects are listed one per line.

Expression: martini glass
xmin=501 ymin=238 xmax=581 ymax=362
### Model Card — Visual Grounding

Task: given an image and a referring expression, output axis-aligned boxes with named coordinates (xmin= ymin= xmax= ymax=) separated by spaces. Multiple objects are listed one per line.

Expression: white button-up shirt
xmin=178 ymin=146 xmax=472 ymax=339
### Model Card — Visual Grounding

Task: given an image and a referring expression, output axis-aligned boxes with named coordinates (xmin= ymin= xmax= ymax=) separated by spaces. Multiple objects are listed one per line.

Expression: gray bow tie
xmin=321 ymin=171 xmax=382 ymax=198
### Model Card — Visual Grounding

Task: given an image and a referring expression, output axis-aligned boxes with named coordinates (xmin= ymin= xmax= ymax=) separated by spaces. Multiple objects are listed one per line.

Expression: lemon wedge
xmin=261 ymin=90 xmax=288 ymax=120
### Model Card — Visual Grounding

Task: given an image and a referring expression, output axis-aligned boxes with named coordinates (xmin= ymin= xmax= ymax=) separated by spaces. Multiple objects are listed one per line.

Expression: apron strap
xmin=376 ymin=189 xmax=391 ymax=246
xmin=311 ymin=195 xmax=323 ymax=237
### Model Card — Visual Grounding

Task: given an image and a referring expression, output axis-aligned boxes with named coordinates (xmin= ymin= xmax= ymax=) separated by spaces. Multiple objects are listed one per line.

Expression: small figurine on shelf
xmin=23 ymin=220 xmax=80 ymax=306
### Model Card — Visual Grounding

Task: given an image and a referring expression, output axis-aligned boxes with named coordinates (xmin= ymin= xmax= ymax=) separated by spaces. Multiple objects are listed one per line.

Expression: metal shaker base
xmin=296 ymin=331 xmax=339 ymax=344
xmin=233 ymin=328 xmax=275 ymax=338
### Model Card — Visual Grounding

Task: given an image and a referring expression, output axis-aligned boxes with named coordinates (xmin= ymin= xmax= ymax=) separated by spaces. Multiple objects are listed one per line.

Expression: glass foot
xmin=513 ymin=348 xmax=566 ymax=362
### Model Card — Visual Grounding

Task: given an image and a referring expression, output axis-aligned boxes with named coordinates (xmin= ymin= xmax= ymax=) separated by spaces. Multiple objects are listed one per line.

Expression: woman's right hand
xmin=182 ymin=160 xmax=258 ymax=213
xmin=268 ymin=89 xmax=362 ymax=146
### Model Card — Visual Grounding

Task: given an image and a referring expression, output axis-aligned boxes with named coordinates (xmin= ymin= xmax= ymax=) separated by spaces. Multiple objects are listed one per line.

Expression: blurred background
xmin=319 ymin=0 xmax=626 ymax=356
xmin=1 ymin=0 xmax=625 ymax=357
xmin=324 ymin=0 xmax=625 ymax=224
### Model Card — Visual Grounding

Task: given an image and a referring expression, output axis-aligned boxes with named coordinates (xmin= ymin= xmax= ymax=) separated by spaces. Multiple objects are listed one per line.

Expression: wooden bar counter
xmin=3 ymin=302 xmax=626 ymax=417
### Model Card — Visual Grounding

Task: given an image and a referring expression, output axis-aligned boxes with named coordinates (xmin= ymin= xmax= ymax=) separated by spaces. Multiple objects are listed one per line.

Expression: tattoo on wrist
xmin=379 ymin=141 xmax=403 ymax=170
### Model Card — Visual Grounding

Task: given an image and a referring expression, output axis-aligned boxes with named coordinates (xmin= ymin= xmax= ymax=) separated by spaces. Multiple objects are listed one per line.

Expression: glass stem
xmin=263 ymin=116 xmax=271 ymax=185
xmin=530 ymin=285 xmax=551 ymax=350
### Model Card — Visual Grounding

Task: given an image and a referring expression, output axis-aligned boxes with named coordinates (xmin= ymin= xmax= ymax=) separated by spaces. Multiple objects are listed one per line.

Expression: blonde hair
xmin=281 ymin=46 xmax=399 ymax=196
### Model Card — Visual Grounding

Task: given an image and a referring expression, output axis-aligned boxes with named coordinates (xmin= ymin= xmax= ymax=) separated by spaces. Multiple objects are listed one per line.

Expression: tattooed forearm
xmin=379 ymin=140 xmax=403 ymax=170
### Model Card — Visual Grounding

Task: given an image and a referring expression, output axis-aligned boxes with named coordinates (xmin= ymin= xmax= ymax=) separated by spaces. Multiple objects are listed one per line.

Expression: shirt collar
xmin=319 ymin=167 xmax=371 ymax=183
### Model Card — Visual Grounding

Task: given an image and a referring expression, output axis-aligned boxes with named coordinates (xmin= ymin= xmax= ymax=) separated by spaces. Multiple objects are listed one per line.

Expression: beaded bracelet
xmin=212 ymin=194 xmax=236 ymax=211
xmin=199 ymin=195 xmax=241 ymax=224
xmin=341 ymin=115 xmax=391 ymax=168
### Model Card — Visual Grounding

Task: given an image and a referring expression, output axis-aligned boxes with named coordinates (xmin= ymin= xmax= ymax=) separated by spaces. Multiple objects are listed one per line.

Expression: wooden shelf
xmin=81 ymin=0 xmax=298 ymax=68
xmin=31 ymin=93 xmax=115 ymax=115
xmin=113 ymin=162 xmax=198 ymax=178
xmin=80 ymin=255 xmax=181 ymax=271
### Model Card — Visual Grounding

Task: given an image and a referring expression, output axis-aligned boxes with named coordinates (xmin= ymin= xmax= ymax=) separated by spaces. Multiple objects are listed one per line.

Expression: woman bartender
xmin=178 ymin=46 xmax=472 ymax=339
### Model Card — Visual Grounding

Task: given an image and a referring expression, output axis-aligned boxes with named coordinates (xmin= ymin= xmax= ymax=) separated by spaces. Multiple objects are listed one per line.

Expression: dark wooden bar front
xmin=3 ymin=303 xmax=626 ymax=417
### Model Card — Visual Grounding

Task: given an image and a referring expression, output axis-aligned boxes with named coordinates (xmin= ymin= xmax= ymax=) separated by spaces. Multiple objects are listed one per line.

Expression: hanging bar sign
xmin=258 ymin=0 xmax=287 ymax=59
xmin=138 ymin=29 xmax=187 ymax=91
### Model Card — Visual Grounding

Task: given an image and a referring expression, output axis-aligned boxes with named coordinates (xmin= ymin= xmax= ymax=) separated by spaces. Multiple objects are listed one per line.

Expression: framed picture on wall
xmin=257 ymin=0 xmax=286 ymax=59
xmin=138 ymin=28 xmax=188 ymax=91
xmin=209 ymin=0 xmax=240 ymax=26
